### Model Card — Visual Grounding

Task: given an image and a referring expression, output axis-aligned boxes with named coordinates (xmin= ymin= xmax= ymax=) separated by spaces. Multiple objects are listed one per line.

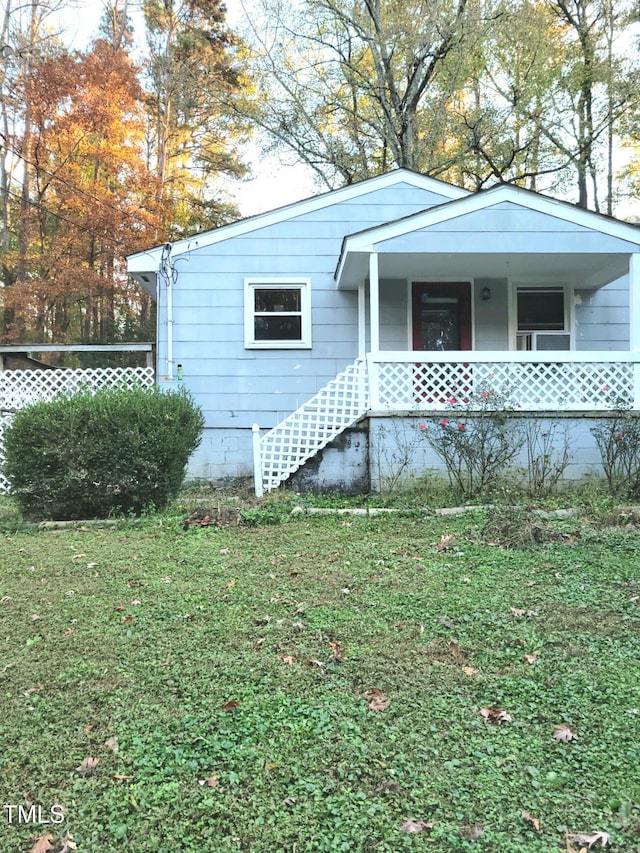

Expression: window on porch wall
xmin=516 ymin=287 xmax=570 ymax=351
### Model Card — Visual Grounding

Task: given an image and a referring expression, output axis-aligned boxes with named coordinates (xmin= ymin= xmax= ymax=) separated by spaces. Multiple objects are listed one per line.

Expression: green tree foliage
xmin=241 ymin=0 xmax=475 ymax=186
xmin=3 ymin=386 xmax=204 ymax=519
xmin=240 ymin=0 xmax=640 ymax=210
xmin=143 ymin=0 xmax=250 ymax=236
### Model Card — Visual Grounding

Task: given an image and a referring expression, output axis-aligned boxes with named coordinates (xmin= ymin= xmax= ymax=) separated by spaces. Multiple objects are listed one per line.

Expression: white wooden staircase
xmin=253 ymin=358 xmax=369 ymax=495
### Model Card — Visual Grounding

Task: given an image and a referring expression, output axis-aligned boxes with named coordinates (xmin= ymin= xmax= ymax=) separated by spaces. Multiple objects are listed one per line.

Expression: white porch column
xmin=630 ymin=254 xmax=640 ymax=351
xmin=369 ymin=252 xmax=380 ymax=353
xmin=630 ymin=254 xmax=640 ymax=408
xmin=358 ymin=279 xmax=366 ymax=359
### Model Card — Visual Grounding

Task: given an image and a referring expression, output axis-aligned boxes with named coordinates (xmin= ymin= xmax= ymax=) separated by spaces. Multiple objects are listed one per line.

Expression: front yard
xmin=1 ymin=502 xmax=639 ymax=852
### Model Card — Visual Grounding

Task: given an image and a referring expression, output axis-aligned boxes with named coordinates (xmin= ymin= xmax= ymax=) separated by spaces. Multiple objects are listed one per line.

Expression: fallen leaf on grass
xmin=220 ymin=700 xmax=240 ymax=712
xmin=112 ymin=773 xmax=133 ymax=781
xmin=279 ymin=654 xmax=296 ymax=665
xmin=399 ymin=819 xmax=433 ymax=834
xmin=566 ymin=831 xmax=610 ymax=850
xmin=480 ymin=707 xmax=512 ymax=724
xmin=524 ymin=651 xmax=541 ymax=664
xmin=305 ymin=658 xmax=325 ymax=668
xmin=437 ymin=534 xmax=455 ymax=552
xmin=58 ymin=832 xmax=77 ymax=852
xmin=104 ymin=736 xmax=119 ymax=753
xmin=29 ymin=835 xmax=54 ymax=853
xmin=376 ymin=780 xmax=401 ymax=794
xmin=521 ymin=810 xmax=541 ymax=831
xmin=460 ymin=824 xmax=485 ymax=840
xmin=553 ymin=724 xmax=577 ymax=742
xmin=462 ymin=666 xmax=478 ymax=676
xmin=328 ymin=640 xmax=345 ymax=662
xmin=198 ymin=775 xmax=219 ymax=787
xmin=74 ymin=756 xmax=99 ymax=775
xmin=364 ymin=688 xmax=391 ymax=711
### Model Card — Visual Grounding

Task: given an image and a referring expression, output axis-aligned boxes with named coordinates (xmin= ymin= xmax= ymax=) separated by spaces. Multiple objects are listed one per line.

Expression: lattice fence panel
xmin=260 ymin=358 xmax=369 ymax=492
xmin=0 ymin=367 xmax=155 ymax=493
xmin=376 ymin=360 xmax=634 ymax=411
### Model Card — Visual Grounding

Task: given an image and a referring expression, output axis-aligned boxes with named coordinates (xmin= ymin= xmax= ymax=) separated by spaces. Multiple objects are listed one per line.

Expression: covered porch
xmin=336 ymin=185 xmax=640 ymax=411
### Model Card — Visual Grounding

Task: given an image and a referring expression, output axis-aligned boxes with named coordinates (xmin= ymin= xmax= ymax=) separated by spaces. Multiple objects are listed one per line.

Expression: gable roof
xmin=127 ymin=168 xmax=469 ymax=275
xmin=335 ymin=182 xmax=640 ymax=282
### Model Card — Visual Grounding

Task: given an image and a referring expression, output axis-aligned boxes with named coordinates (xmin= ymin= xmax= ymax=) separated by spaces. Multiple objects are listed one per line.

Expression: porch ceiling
xmin=336 ymin=251 xmax=629 ymax=290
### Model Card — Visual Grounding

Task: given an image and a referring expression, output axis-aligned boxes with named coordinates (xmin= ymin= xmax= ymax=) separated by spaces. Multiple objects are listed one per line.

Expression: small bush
xmin=4 ymin=386 xmax=204 ymax=519
xmin=591 ymin=396 xmax=640 ymax=499
xmin=419 ymin=387 xmax=524 ymax=498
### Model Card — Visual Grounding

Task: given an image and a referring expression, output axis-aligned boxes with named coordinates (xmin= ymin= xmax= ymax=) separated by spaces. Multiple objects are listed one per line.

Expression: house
xmin=127 ymin=169 xmax=640 ymax=496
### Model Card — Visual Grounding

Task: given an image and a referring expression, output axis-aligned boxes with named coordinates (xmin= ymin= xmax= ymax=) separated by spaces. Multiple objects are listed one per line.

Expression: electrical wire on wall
xmin=159 ymin=242 xmax=177 ymax=380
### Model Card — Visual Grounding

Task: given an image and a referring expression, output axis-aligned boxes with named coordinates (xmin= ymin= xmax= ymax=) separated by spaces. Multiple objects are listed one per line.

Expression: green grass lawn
xmin=1 ymin=503 xmax=639 ymax=852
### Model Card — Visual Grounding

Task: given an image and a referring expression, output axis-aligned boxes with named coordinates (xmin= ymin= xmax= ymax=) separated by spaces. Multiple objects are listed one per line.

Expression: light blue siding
xmin=576 ymin=277 xmax=629 ymax=350
xmin=159 ymin=180 xmax=454 ymax=457
xmin=474 ymin=278 xmax=509 ymax=350
xmin=374 ymin=203 xmax=640 ymax=255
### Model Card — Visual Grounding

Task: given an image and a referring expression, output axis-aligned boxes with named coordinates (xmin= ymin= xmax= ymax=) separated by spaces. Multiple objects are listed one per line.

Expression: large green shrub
xmin=3 ymin=386 xmax=204 ymax=519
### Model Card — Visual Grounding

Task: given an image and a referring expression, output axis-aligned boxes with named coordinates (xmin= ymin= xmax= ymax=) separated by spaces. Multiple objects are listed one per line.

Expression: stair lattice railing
xmin=253 ymin=358 xmax=369 ymax=495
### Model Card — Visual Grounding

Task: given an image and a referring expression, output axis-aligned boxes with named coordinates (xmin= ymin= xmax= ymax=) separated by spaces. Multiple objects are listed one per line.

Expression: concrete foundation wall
xmin=185 ymin=413 xmax=632 ymax=494
xmin=368 ymin=413 xmax=617 ymax=492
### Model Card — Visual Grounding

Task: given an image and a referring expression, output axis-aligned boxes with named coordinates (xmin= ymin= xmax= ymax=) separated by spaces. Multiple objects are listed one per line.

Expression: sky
xmin=52 ymin=0 xmax=317 ymax=218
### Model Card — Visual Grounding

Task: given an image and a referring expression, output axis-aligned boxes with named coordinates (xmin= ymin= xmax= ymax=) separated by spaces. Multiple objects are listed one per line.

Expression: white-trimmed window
xmin=515 ymin=286 xmax=570 ymax=350
xmin=244 ymin=278 xmax=312 ymax=349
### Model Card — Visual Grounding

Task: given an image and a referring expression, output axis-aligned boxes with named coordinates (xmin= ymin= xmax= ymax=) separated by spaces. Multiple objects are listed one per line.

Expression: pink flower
xmin=456 ymin=422 xmax=465 ymax=430
xmin=419 ymin=423 xmax=427 ymax=431
xmin=480 ymin=390 xmax=489 ymax=399
xmin=439 ymin=418 xmax=448 ymax=426
xmin=601 ymin=385 xmax=610 ymax=392
xmin=448 ymin=397 xmax=456 ymax=404
xmin=614 ymin=431 xmax=624 ymax=440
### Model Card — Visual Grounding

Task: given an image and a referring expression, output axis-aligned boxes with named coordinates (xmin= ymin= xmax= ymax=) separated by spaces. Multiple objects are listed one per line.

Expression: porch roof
xmin=335 ymin=184 xmax=640 ymax=290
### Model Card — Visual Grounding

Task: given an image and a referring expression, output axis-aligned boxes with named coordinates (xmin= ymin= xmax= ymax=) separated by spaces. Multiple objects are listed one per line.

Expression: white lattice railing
xmin=253 ymin=350 xmax=640 ymax=496
xmin=0 ymin=367 xmax=155 ymax=493
xmin=253 ymin=358 xmax=369 ymax=495
xmin=369 ymin=351 xmax=640 ymax=412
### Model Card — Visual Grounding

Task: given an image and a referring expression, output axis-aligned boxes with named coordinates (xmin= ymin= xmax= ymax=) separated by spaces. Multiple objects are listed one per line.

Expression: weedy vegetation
xmin=0 ymin=495 xmax=639 ymax=852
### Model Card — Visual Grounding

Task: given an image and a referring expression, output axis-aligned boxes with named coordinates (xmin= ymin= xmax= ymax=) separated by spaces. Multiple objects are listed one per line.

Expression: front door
xmin=412 ymin=283 xmax=472 ymax=351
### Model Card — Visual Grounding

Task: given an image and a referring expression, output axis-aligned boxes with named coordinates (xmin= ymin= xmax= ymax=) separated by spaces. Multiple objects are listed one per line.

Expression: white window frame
xmin=509 ymin=281 xmax=573 ymax=350
xmin=244 ymin=278 xmax=312 ymax=349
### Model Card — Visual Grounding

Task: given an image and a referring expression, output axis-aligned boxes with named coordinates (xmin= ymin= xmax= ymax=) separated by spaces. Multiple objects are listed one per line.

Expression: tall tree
xmin=1 ymin=40 xmax=165 ymax=344
xmin=240 ymin=0 xmax=475 ymax=186
xmin=143 ymin=0 xmax=249 ymax=236
xmin=0 ymin=0 xmax=66 ymax=335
